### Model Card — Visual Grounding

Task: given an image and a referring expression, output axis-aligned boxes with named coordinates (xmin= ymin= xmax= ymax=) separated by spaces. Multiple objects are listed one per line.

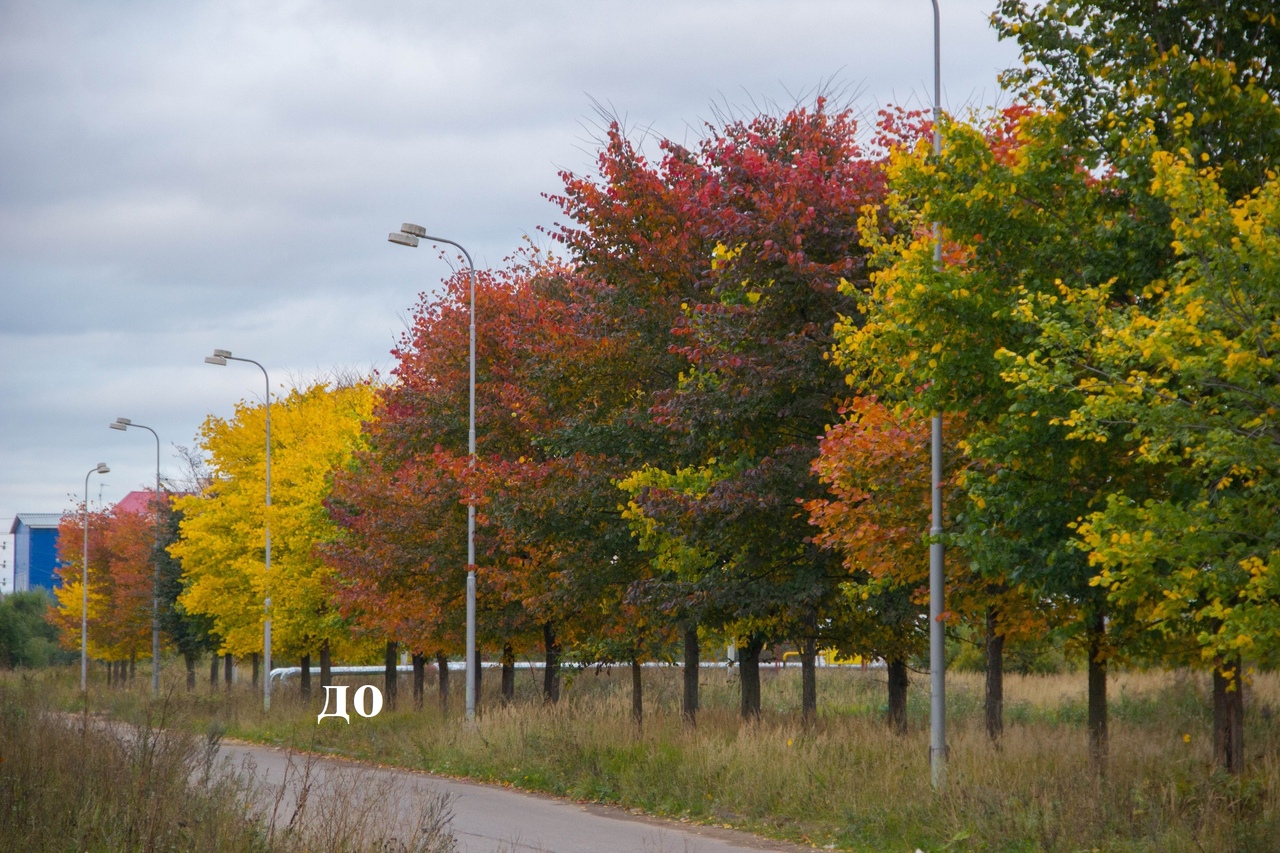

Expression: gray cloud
xmin=0 ymin=0 xmax=1021 ymax=582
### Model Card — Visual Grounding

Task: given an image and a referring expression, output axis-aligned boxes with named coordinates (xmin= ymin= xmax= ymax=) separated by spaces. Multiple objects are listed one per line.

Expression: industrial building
xmin=8 ymin=513 xmax=64 ymax=592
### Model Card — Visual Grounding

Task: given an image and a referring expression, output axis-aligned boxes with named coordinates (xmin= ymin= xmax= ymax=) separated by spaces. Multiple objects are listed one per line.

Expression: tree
xmin=588 ymin=100 xmax=903 ymax=720
xmin=550 ymin=120 xmax=718 ymax=718
xmin=809 ymin=397 xmax=1050 ymax=737
xmin=0 ymin=591 xmax=65 ymax=668
xmin=995 ymin=0 xmax=1280 ymax=197
xmin=328 ymin=259 xmax=623 ymax=707
xmin=986 ymin=0 xmax=1280 ymax=773
xmin=155 ymin=500 xmax=217 ymax=690
xmin=54 ymin=504 xmax=155 ymax=676
xmin=1005 ymin=151 xmax=1280 ymax=772
xmin=171 ymin=380 xmax=375 ymax=666
xmin=838 ymin=105 xmax=1161 ymax=763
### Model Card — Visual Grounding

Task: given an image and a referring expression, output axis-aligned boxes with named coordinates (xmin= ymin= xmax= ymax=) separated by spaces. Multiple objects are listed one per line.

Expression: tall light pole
xmin=110 ymin=418 xmax=163 ymax=696
xmin=204 ymin=349 xmax=273 ymax=711
xmin=388 ymin=223 xmax=478 ymax=722
xmin=928 ymin=0 xmax=947 ymax=791
xmin=82 ymin=462 xmax=110 ymax=692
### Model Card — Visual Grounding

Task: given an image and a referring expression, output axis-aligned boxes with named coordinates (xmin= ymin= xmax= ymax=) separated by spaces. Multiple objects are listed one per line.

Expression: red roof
xmin=116 ymin=490 xmax=167 ymax=515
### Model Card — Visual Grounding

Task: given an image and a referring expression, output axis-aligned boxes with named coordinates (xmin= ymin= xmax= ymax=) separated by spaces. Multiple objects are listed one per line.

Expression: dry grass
xmin=0 ymin=676 xmax=456 ymax=852
xmin=27 ymin=662 xmax=1280 ymax=852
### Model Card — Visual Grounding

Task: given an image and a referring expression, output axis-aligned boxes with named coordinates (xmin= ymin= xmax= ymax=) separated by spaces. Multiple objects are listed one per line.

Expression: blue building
xmin=9 ymin=513 xmax=64 ymax=591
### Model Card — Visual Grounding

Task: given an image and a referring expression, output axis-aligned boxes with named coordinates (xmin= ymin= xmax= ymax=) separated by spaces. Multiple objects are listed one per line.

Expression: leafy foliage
xmin=0 ymin=592 xmax=66 ymax=668
xmin=53 ymin=504 xmax=155 ymax=662
xmin=172 ymin=381 xmax=375 ymax=660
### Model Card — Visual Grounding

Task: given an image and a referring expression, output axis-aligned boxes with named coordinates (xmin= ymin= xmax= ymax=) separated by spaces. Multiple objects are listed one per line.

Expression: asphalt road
xmin=222 ymin=739 xmax=817 ymax=853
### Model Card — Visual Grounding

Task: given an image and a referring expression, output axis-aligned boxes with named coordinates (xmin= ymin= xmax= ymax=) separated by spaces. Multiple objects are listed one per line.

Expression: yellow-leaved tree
xmin=171 ymin=379 xmax=377 ymax=669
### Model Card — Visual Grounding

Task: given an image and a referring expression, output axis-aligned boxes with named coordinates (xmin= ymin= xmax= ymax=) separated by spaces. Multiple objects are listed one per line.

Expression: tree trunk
xmin=501 ymin=643 xmax=516 ymax=705
xmin=319 ymin=639 xmax=332 ymax=690
xmin=739 ymin=635 xmax=764 ymax=720
xmin=224 ymin=653 xmax=233 ymax=690
xmin=412 ymin=653 xmax=426 ymax=710
xmin=184 ymin=651 xmax=197 ymax=692
xmin=251 ymin=652 xmax=260 ymax=690
xmin=887 ymin=656 xmax=909 ymax=735
xmin=299 ymin=653 xmax=311 ymax=700
xmin=543 ymin=622 xmax=561 ymax=704
xmin=1213 ymin=656 xmax=1245 ymax=775
xmin=683 ymin=624 xmax=700 ymax=726
xmin=384 ymin=640 xmax=398 ymax=711
xmin=631 ymin=658 xmax=644 ymax=728
xmin=472 ymin=650 xmax=483 ymax=709
xmin=1087 ymin=610 xmax=1108 ymax=770
xmin=106 ymin=659 xmax=113 ymax=687
xmin=985 ymin=606 xmax=1005 ymax=742
xmin=209 ymin=654 xmax=218 ymax=691
xmin=436 ymin=651 xmax=450 ymax=713
xmin=800 ymin=636 xmax=818 ymax=726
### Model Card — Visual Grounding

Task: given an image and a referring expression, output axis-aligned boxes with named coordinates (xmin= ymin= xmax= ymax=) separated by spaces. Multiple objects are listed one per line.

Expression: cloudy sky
xmin=0 ymin=0 xmax=1021 ymax=587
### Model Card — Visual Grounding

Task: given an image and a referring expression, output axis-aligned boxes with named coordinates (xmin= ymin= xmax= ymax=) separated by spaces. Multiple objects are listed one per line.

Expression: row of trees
xmin=54 ymin=493 xmax=220 ymax=687
xmin=53 ymin=1 xmax=1280 ymax=775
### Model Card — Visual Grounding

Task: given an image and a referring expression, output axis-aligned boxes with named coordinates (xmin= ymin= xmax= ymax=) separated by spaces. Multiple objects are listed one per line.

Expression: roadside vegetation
xmin=0 ymin=591 xmax=70 ymax=668
xmin=17 ymin=4 xmax=1280 ymax=851
xmin=0 ymin=677 xmax=455 ymax=852
xmin=20 ymin=662 xmax=1280 ymax=852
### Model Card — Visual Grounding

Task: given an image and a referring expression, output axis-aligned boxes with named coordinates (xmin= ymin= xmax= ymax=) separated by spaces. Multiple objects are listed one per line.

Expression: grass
xmin=0 ymin=675 xmax=456 ymax=852
xmin=20 ymin=661 xmax=1280 ymax=852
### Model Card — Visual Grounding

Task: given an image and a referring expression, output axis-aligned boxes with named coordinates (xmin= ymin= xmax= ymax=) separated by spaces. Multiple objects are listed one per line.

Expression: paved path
xmin=222 ymin=739 xmax=816 ymax=853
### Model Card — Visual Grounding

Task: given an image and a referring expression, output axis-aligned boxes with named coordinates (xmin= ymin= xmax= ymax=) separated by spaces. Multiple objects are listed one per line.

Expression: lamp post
xmin=204 ymin=349 xmax=273 ymax=711
xmin=110 ymin=418 xmax=163 ymax=696
xmin=388 ymin=223 xmax=478 ymax=722
xmin=82 ymin=462 xmax=110 ymax=692
xmin=928 ymin=0 xmax=947 ymax=791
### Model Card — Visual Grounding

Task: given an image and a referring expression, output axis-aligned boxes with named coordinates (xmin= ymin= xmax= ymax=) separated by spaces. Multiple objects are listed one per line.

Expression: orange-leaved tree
xmin=54 ymin=502 xmax=154 ymax=675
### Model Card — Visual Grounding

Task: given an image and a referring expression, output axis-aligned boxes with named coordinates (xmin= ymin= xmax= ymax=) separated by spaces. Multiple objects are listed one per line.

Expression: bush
xmin=0 ymin=591 xmax=71 ymax=668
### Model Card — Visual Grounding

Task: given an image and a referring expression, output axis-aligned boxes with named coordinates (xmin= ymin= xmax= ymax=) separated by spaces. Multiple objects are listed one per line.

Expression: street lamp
xmin=204 ymin=348 xmax=273 ymax=711
xmin=928 ymin=0 xmax=947 ymax=791
xmin=388 ymin=223 xmax=478 ymax=722
xmin=82 ymin=462 xmax=110 ymax=692
xmin=110 ymin=418 xmax=163 ymax=696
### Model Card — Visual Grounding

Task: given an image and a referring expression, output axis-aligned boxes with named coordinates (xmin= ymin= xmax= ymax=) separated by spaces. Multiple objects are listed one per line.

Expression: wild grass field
xmin=16 ymin=661 xmax=1280 ymax=852
xmin=0 ymin=677 xmax=455 ymax=852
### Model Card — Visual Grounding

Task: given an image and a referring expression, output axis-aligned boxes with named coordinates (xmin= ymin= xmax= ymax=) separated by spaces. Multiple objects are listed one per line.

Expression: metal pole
xmin=440 ymin=241 xmax=479 ymax=723
xmin=447 ymin=241 xmax=480 ymax=723
xmin=152 ymin=429 xmax=161 ymax=696
xmin=82 ymin=469 xmax=91 ymax=694
xmin=82 ymin=464 xmax=107 ymax=693
xmin=129 ymin=425 xmax=163 ymax=697
xmin=115 ymin=423 xmax=163 ymax=695
xmin=224 ymin=356 xmax=272 ymax=711
xmin=928 ymin=0 xmax=947 ymax=791
xmin=388 ymin=227 xmax=478 ymax=722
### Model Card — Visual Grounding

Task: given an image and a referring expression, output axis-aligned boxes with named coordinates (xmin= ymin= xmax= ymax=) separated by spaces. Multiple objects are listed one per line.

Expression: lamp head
xmin=388 ymin=231 xmax=419 ymax=248
xmin=115 ymin=417 xmax=131 ymax=425
xmin=400 ymin=223 xmax=426 ymax=238
xmin=95 ymin=463 xmax=110 ymax=474
xmin=109 ymin=422 xmax=127 ymax=431
xmin=213 ymin=349 xmax=231 ymax=358
xmin=204 ymin=355 xmax=227 ymax=366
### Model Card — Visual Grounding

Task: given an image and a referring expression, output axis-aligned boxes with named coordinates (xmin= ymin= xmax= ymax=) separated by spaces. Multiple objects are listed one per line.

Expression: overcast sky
xmin=0 ymin=0 xmax=1021 ymax=588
